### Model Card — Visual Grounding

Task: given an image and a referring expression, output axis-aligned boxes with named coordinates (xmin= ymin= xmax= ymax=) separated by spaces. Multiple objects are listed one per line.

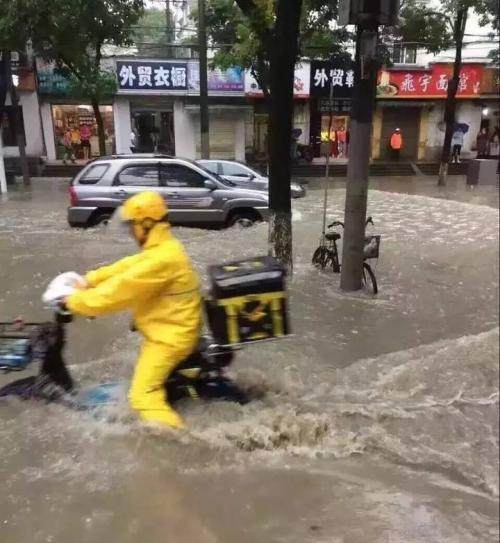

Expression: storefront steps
xmin=34 ymin=160 xmax=470 ymax=179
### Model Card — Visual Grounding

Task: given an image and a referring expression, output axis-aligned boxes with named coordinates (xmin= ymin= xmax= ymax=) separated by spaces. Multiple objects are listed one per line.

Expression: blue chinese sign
xmin=116 ymin=61 xmax=188 ymax=92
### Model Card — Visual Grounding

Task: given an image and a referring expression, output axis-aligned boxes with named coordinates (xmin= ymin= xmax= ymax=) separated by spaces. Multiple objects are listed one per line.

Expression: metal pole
xmin=340 ymin=26 xmax=378 ymax=291
xmin=198 ymin=0 xmax=210 ymax=158
xmin=321 ymin=78 xmax=334 ymax=235
xmin=0 ymin=127 xmax=7 ymax=195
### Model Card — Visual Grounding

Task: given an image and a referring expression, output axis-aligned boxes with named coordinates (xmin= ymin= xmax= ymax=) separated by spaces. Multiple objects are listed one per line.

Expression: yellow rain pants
xmin=67 ymin=223 xmax=201 ymax=428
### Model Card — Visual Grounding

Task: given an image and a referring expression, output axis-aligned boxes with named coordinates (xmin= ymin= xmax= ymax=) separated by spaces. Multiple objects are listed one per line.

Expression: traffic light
xmin=338 ymin=0 xmax=400 ymax=27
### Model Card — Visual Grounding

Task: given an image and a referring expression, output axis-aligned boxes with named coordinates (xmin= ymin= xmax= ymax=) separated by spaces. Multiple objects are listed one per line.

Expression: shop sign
xmin=310 ymin=61 xmax=355 ymax=98
xmin=36 ymin=59 xmax=71 ymax=95
xmin=244 ymin=62 xmax=310 ymax=98
xmin=188 ymin=62 xmax=244 ymax=93
xmin=377 ymin=64 xmax=484 ymax=98
xmin=319 ymin=98 xmax=351 ymax=114
xmin=116 ymin=60 xmax=188 ymax=92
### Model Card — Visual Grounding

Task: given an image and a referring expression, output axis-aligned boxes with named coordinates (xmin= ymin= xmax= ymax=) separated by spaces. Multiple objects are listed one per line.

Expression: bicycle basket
xmin=364 ymin=235 xmax=381 ymax=260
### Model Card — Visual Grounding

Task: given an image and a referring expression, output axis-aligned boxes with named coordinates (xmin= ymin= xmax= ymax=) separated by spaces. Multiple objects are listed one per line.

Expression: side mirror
xmin=204 ymin=179 xmax=217 ymax=190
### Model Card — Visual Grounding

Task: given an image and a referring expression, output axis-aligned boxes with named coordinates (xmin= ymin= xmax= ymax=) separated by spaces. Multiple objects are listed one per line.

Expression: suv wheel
xmin=89 ymin=210 xmax=113 ymax=227
xmin=228 ymin=210 xmax=260 ymax=228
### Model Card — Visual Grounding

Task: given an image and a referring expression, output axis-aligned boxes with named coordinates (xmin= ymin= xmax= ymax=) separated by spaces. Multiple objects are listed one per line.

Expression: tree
xmin=0 ymin=6 xmax=33 ymax=185
xmin=200 ymin=0 xmax=350 ymax=96
xmin=193 ymin=0 xmax=348 ymax=269
xmin=397 ymin=0 xmax=498 ymax=186
xmin=0 ymin=0 xmax=145 ymax=156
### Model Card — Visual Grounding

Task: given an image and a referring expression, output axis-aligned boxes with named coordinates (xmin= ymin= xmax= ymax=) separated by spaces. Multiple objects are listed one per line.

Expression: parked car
xmin=197 ymin=159 xmax=306 ymax=198
xmin=67 ymin=154 xmax=269 ymax=228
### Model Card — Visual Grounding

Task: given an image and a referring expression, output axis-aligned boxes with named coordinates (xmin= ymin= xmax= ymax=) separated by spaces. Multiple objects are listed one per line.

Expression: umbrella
xmin=454 ymin=122 xmax=469 ymax=133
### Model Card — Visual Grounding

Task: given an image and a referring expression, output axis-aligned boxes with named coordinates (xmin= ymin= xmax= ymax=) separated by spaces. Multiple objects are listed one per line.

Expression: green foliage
xmin=194 ymin=0 xmax=350 ymax=93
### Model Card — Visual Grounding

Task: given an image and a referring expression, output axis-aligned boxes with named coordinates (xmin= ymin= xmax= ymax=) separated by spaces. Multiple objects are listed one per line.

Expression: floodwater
xmin=0 ymin=177 xmax=498 ymax=542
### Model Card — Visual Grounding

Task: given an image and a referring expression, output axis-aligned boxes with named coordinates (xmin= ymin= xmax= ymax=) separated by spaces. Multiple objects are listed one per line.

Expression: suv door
xmin=160 ymin=162 xmax=223 ymax=224
xmin=113 ymin=162 xmax=162 ymax=202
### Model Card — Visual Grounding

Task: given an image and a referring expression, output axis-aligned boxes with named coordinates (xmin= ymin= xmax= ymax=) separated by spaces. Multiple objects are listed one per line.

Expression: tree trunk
xmin=438 ymin=8 xmax=468 ymax=187
xmin=267 ymin=0 xmax=302 ymax=272
xmin=4 ymin=52 xmax=30 ymax=186
xmin=91 ymin=97 xmax=106 ymax=156
xmin=340 ymin=28 xmax=378 ymax=292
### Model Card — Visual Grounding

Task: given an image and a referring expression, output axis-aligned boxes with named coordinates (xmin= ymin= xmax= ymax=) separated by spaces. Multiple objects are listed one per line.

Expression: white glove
xmin=42 ymin=272 xmax=87 ymax=307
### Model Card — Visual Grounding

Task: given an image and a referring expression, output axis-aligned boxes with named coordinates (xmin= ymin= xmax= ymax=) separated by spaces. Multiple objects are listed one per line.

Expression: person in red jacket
xmin=389 ymin=128 xmax=403 ymax=161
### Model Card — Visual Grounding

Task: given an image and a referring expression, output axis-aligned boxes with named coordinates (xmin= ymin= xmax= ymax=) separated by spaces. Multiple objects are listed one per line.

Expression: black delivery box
xmin=205 ymin=256 xmax=290 ymax=346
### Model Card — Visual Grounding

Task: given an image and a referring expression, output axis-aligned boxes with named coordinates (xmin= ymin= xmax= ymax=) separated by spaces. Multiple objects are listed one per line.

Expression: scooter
xmin=0 ymin=309 xmax=249 ymax=408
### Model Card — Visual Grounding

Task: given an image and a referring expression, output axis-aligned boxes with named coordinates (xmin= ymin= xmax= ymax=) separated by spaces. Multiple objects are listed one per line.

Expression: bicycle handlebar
xmin=328 ymin=220 xmax=344 ymax=228
xmin=327 ymin=217 xmax=374 ymax=229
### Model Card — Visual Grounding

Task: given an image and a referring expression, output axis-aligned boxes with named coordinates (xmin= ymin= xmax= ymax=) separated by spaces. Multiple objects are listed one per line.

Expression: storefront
xmin=51 ymin=104 xmax=115 ymax=159
xmin=374 ymin=63 xmax=486 ymax=161
xmin=114 ymin=59 xmax=247 ymax=159
xmin=37 ymin=59 xmax=115 ymax=160
xmin=309 ymin=60 xmax=355 ymax=160
xmin=244 ymin=63 xmax=311 ymax=160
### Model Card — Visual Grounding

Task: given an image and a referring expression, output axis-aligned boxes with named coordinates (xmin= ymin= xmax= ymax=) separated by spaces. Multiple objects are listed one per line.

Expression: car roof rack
xmin=97 ymin=153 xmax=175 ymax=160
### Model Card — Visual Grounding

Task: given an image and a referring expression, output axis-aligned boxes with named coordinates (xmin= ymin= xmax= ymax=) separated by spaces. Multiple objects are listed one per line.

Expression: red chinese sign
xmin=377 ymin=63 xmax=484 ymax=99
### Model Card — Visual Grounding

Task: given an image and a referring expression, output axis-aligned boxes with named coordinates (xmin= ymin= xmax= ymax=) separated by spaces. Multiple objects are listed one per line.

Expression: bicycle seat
xmin=325 ymin=231 xmax=341 ymax=241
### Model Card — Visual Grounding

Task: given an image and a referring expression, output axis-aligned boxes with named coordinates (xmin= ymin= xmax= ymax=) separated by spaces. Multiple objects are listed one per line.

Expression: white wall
xmin=113 ymin=97 xmax=132 ymax=154
xmin=456 ymin=101 xmax=482 ymax=156
xmin=3 ymin=91 xmax=44 ymax=157
xmin=174 ymin=100 xmax=196 ymax=159
xmin=40 ymin=102 xmax=56 ymax=160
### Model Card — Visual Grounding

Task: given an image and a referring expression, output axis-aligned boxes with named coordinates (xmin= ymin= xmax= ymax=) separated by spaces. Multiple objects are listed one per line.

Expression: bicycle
xmin=312 ymin=216 xmax=380 ymax=295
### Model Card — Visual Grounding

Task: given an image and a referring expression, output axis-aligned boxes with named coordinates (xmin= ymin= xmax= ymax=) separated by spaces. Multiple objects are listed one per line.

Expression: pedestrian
xmin=389 ymin=128 xmax=403 ymax=161
xmin=80 ymin=123 xmax=92 ymax=160
xmin=488 ymin=128 xmax=499 ymax=158
xmin=475 ymin=127 xmax=489 ymax=158
xmin=130 ymin=129 xmax=138 ymax=153
xmin=71 ymin=125 xmax=81 ymax=160
xmin=451 ymin=129 xmax=464 ymax=163
xmin=62 ymin=127 xmax=75 ymax=164
xmin=337 ymin=125 xmax=347 ymax=158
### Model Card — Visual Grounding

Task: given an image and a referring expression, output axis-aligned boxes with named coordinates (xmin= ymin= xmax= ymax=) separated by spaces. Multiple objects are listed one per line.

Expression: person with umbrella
xmin=451 ymin=123 xmax=468 ymax=164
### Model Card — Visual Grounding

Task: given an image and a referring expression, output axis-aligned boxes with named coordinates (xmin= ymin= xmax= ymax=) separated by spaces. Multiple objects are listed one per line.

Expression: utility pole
xmin=197 ymin=0 xmax=210 ymax=158
xmin=339 ymin=0 xmax=399 ymax=291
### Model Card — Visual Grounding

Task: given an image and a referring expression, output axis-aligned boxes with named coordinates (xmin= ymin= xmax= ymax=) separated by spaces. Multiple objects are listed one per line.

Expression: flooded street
xmin=1 ymin=177 xmax=498 ymax=542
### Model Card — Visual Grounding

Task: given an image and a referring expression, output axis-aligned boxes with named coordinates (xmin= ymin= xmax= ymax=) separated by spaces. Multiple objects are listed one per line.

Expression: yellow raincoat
xmin=66 ymin=222 xmax=202 ymax=428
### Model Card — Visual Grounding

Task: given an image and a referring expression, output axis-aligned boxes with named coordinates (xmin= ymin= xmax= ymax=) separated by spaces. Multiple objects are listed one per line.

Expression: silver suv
xmin=67 ymin=155 xmax=269 ymax=228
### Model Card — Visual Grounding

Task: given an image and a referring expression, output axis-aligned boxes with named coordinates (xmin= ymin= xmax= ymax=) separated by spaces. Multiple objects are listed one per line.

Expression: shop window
xmin=79 ymin=164 xmax=110 ymax=184
xmin=52 ymin=104 xmax=114 ymax=160
xmin=117 ymin=164 xmax=159 ymax=186
xmin=0 ymin=106 xmax=25 ymax=147
xmin=161 ymin=164 xmax=206 ymax=188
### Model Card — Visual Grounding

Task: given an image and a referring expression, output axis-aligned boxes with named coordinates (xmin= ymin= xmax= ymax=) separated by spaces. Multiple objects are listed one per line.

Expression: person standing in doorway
xmin=80 ymin=123 xmax=92 ymax=160
xmin=71 ymin=125 xmax=81 ymax=161
xmin=451 ymin=129 xmax=464 ymax=163
xmin=489 ymin=128 xmax=500 ymax=158
xmin=337 ymin=125 xmax=347 ymax=158
xmin=130 ymin=129 xmax=138 ymax=153
xmin=389 ymin=128 xmax=403 ymax=161
xmin=475 ymin=127 xmax=489 ymax=158
xmin=62 ymin=127 xmax=75 ymax=164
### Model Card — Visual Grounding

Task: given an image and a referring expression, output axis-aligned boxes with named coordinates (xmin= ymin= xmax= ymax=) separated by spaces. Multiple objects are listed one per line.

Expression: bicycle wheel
xmin=362 ymin=262 xmax=378 ymax=295
xmin=312 ymin=246 xmax=329 ymax=269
